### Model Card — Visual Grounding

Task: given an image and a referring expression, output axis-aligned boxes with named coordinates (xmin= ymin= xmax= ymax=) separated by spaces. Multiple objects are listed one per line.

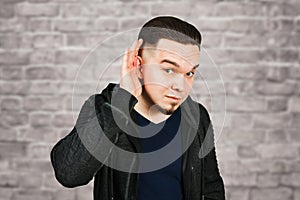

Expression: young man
xmin=51 ymin=16 xmax=225 ymax=200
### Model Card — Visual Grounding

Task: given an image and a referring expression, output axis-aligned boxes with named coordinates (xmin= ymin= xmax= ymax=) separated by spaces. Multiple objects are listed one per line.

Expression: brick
xmin=288 ymin=130 xmax=300 ymax=142
xmin=217 ymin=146 xmax=239 ymax=161
xmin=95 ymin=18 xmax=119 ymax=31
xmin=151 ymin=3 xmax=193 ymax=16
xmin=222 ymin=65 xmax=266 ymax=80
xmin=27 ymin=143 xmax=52 ymax=159
xmin=289 ymin=67 xmax=300 ymax=79
xmin=242 ymin=160 xmax=289 ymax=173
xmin=28 ymin=82 xmax=59 ymax=95
xmin=281 ymin=2 xmax=300 ymax=16
xmin=266 ymin=97 xmax=288 ymax=112
xmin=0 ymin=34 xmax=20 ymax=49
xmin=0 ymin=81 xmax=30 ymax=95
xmin=24 ymin=95 xmax=64 ymax=111
xmin=0 ymin=173 xmax=19 ymax=187
xmin=11 ymin=190 xmax=52 ymax=200
xmin=0 ymin=18 xmax=27 ymax=32
xmin=278 ymin=49 xmax=299 ymax=63
xmin=25 ymin=66 xmax=65 ymax=80
xmin=238 ymin=145 xmax=259 ymax=159
xmin=214 ymin=2 xmax=264 ymax=17
xmin=55 ymin=49 xmax=89 ymax=65
xmin=61 ymin=3 xmax=121 ymax=17
xmin=221 ymin=128 xmax=265 ymax=146
xmin=228 ymin=19 xmax=266 ymax=34
xmin=0 ymin=128 xmax=18 ymax=141
xmin=28 ymin=19 xmax=52 ymax=32
xmin=1 ymin=97 xmax=22 ymax=110
xmin=229 ymin=113 xmax=253 ymax=129
xmin=52 ymin=113 xmax=75 ymax=128
xmin=250 ymin=187 xmax=292 ymax=200
xmin=224 ymin=34 xmax=267 ymax=48
xmin=193 ymin=81 xmax=226 ymax=96
xmin=266 ymin=67 xmax=289 ymax=82
xmin=266 ymin=129 xmax=288 ymax=143
xmin=281 ymin=173 xmax=300 ymax=186
xmin=222 ymin=174 xmax=256 ymax=186
xmin=29 ymin=113 xmax=52 ymax=127
xmin=54 ymin=19 xmax=95 ymax=32
xmin=43 ymin=172 xmax=62 ymax=189
xmin=120 ymin=17 xmax=148 ymax=30
xmin=33 ymin=34 xmax=63 ymax=48
xmin=296 ymin=19 xmax=300 ymax=32
xmin=291 ymin=113 xmax=300 ymax=128
xmin=194 ymin=19 xmax=229 ymax=32
xmin=225 ymin=187 xmax=249 ymax=200
xmin=259 ymin=49 xmax=277 ymax=62
xmin=0 ymin=142 xmax=27 ymax=159
xmin=271 ymin=19 xmax=294 ymax=33
xmin=188 ymin=2 xmax=215 ymax=17
xmin=16 ymin=3 xmax=59 ymax=17
xmin=0 ymin=111 xmax=28 ymax=128
xmin=295 ymin=189 xmax=300 ymax=200
xmin=257 ymin=173 xmax=280 ymax=187
xmin=52 ymin=188 xmax=76 ymax=200
xmin=119 ymin=3 xmax=150 ymax=16
xmin=201 ymin=33 xmax=222 ymax=48
xmin=225 ymin=81 xmax=256 ymax=96
xmin=0 ymin=188 xmax=14 ymax=200
xmin=196 ymin=67 xmax=223 ymax=81
xmin=1 ymin=66 xmax=23 ymax=80
xmin=256 ymin=144 xmax=298 ymax=159
xmin=201 ymin=49 xmax=231 ymax=65
xmin=30 ymin=49 xmax=55 ymax=64
xmin=0 ymin=51 xmax=29 ymax=65
xmin=18 ymin=172 xmax=43 ymax=188
xmin=253 ymin=113 xmax=292 ymax=128
xmin=11 ymin=159 xmax=52 ymax=172
xmin=75 ymin=183 xmax=93 ymax=200
xmin=267 ymin=33 xmax=300 ymax=48
xmin=219 ymin=161 xmax=250 ymax=176
xmin=18 ymin=127 xmax=58 ymax=143
xmin=255 ymin=81 xmax=296 ymax=96
xmin=0 ymin=3 xmax=15 ymax=18
xmin=228 ymin=49 xmax=261 ymax=63
xmin=227 ymin=96 xmax=267 ymax=112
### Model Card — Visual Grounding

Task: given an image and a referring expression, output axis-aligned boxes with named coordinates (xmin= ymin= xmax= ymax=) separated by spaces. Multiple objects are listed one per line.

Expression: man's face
xmin=139 ymin=38 xmax=200 ymax=115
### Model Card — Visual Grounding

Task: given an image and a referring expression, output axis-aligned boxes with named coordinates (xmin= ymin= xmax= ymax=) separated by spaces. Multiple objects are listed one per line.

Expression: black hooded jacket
xmin=50 ymin=83 xmax=225 ymax=200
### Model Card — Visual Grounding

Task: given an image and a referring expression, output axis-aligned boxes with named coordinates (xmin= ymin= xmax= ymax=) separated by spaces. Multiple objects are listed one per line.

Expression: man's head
xmin=135 ymin=16 xmax=201 ymax=115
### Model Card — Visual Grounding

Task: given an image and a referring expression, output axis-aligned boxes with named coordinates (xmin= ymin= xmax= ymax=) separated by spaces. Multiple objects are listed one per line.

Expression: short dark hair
xmin=138 ymin=16 xmax=202 ymax=52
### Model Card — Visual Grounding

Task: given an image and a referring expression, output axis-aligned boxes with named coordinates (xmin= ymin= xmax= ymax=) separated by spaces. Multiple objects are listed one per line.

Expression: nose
xmin=171 ymin=74 xmax=185 ymax=92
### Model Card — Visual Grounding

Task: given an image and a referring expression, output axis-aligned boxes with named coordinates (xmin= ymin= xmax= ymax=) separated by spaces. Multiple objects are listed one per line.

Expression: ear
xmin=136 ymin=55 xmax=143 ymax=79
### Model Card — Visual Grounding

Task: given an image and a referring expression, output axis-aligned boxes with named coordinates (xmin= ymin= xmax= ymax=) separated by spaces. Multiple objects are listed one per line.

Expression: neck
xmin=134 ymin=94 xmax=171 ymax=124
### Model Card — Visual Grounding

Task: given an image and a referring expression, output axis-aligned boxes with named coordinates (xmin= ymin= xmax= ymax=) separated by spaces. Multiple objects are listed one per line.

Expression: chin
xmin=157 ymin=104 xmax=178 ymax=115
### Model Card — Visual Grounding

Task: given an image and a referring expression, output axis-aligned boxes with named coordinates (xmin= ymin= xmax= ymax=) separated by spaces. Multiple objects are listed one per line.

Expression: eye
xmin=164 ymin=68 xmax=174 ymax=74
xmin=186 ymin=71 xmax=195 ymax=77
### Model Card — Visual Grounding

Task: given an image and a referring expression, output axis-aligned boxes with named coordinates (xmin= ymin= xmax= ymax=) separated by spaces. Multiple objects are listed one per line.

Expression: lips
xmin=165 ymin=95 xmax=181 ymax=102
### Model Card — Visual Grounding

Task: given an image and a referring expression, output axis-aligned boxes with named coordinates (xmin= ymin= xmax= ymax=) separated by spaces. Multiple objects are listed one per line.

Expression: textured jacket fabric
xmin=50 ymin=83 xmax=225 ymax=200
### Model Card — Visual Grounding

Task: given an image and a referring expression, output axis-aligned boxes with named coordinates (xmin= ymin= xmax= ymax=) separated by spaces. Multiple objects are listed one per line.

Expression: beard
xmin=155 ymin=102 xmax=177 ymax=115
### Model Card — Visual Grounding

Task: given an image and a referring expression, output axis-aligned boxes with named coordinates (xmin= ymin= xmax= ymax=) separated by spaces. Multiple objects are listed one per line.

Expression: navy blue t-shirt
xmin=132 ymin=107 xmax=183 ymax=200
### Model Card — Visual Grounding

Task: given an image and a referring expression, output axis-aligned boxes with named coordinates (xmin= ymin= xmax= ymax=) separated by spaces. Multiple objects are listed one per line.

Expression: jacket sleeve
xmin=50 ymin=84 xmax=137 ymax=188
xmin=200 ymin=105 xmax=225 ymax=200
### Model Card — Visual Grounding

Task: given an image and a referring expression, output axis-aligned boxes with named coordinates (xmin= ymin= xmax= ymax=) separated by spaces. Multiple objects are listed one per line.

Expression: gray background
xmin=0 ymin=0 xmax=299 ymax=199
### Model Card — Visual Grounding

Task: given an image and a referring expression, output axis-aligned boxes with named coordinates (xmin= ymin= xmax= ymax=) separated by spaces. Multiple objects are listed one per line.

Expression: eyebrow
xmin=160 ymin=59 xmax=199 ymax=70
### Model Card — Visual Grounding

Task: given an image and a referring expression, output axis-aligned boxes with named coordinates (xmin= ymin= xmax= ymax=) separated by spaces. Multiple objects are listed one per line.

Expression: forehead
xmin=155 ymin=39 xmax=200 ymax=65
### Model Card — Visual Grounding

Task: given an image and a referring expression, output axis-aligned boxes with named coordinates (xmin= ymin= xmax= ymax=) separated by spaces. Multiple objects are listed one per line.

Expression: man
xmin=51 ymin=16 xmax=225 ymax=200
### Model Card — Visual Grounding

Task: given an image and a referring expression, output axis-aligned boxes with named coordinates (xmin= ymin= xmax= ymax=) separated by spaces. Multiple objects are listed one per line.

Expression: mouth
xmin=165 ymin=95 xmax=181 ymax=103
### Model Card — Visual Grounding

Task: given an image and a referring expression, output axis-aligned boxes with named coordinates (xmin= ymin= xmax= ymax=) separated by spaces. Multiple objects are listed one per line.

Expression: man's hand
xmin=120 ymin=39 xmax=143 ymax=98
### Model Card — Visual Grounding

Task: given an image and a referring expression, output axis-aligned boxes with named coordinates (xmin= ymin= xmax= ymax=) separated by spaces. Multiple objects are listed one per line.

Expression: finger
xmin=122 ymin=48 xmax=129 ymax=75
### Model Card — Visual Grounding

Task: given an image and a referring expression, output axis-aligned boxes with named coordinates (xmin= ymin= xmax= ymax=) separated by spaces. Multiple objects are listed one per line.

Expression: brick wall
xmin=0 ymin=0 xmax=299 ymax=199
